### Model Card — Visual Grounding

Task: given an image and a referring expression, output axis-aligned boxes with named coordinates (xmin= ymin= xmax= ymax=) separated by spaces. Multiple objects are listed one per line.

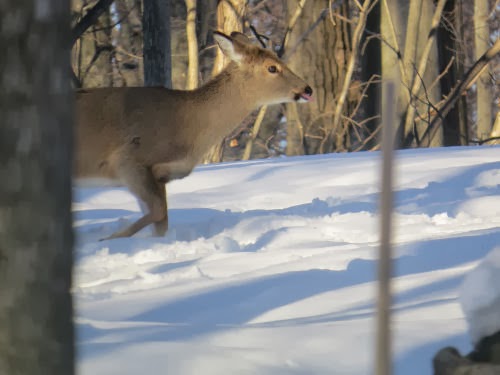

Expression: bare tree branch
xmin=242 ymin=105 xmax=268 ymax=160
xmin=70 ymin=0 xmax=115 ymax=87
xmin=420 ymin=38 xmax=500 ymax=147
xmin=279 ymin=0 xmax=308 ymax=57
xmin=71 ymin=0 xmax=115 ymax=46
xmin=322 ymin=0 xmax=373 ymax=153
xmin=249 ymin=25 xmax=268 ymax=48
xmin=285 ymin=8 xmax=328 ymax=61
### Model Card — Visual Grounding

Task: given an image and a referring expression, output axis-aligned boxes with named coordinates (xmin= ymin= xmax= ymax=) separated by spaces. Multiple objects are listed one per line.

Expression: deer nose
xmin=304 ymin=86 xmax=313 ymax=96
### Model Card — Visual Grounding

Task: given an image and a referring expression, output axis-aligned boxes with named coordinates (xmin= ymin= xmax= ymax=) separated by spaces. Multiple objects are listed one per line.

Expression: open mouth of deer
xmin=294 ymin=86 xmax=313 ymax=102
xmin=295 ymin=92 xmax=312 ymax=103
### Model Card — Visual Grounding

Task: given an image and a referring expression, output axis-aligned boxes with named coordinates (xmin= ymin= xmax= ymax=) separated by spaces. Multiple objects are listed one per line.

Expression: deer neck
xmin=190 ymin=63 xmax=256 ymax=157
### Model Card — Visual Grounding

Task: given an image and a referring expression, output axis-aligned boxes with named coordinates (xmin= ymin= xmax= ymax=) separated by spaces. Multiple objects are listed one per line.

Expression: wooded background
xmin=0 ymin=1 xmax=498 ymax=374
xmin=71 ymin=0 xmax=500 ymax=161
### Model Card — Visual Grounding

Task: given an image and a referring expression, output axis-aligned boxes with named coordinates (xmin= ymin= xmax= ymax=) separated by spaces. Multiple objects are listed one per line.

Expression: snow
xmin=460 ymin=246 xmax=500 ymax=345
xmin=74 ymin=145 xmax=500 ymax=375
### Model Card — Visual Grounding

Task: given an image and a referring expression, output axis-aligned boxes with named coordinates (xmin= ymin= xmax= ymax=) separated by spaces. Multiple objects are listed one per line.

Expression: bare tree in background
xmin=185 ymin=0 xmax=199 ymax=89
xmin=212 ymin=0 xmax=248 ymax=74
xmin=285 ymin=0 xmax=351 ymax=155
xmin=68 ymin=0 xmax=500 ymax=155
xmin=205 ymin=0 xmax=248 ymax=163
xmin=437 ymin=0 xmax=468 ymax=146
xmin=115 ymin=0 xmax=144 ymax=86
xmin=379 ymin=0 xmax=446 ymax=148
xmin=143 ymin=0 xmax=172 ymax=87
xmin=92 ymin=9 xmax=114 ymax=86
xmin=401 ymin=0 xmax=445 ymax=147
xmin=0 ymin=0 xmax=74 ymax=374
xmin=361 ymin=0 xmax=381 ymax=151
xmin=474 ymin=0 xmax=493 ymax=142
xmin=197 ymin=0 xmax=218 ymax=82
xmin=71 ymin=0 xmax=116 ymax=87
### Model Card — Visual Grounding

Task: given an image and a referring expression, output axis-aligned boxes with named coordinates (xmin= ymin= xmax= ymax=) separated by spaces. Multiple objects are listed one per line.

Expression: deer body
xmin=75 ymin=32 xmax=312 ymax=239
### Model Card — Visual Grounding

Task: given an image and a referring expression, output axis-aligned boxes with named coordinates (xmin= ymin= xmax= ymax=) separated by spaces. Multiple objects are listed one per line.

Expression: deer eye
xmin=268 ymin=65 xmax=278 ymax=74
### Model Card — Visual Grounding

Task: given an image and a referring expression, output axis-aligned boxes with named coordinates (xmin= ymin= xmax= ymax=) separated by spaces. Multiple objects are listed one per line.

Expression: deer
xmin=75 ymin=31 xmax=313 ymax=240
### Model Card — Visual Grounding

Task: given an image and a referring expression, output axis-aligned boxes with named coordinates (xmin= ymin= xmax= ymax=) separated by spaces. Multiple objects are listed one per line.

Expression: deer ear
xmin=213 ymin=31 xmax=244 ymax=63
xmin=230 ymin=32 xmax=251 ymax=45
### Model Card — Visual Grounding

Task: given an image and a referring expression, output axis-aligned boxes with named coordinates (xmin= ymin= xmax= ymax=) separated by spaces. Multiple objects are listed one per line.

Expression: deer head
xmin=213 ymin=31 xmax=313 ymax=107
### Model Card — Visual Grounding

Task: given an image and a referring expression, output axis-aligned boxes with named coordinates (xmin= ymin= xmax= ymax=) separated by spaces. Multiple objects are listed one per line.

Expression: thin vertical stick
xmin=376 ymin=81 xmax=395 ymax=375
xmin=242 ymin=105 xmax=268 ymax=161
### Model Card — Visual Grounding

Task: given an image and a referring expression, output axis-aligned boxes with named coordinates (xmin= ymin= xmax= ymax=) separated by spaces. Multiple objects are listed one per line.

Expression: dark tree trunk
xmin=196 ymin=0 xmax=217 ymax=83
xmin=143 ymin=0 xmax=172 ymax=87
xmin=361 ymin=0 xmax=381 ymax=150
xmin=0 ymin=0 xmax=74 ymax=374
xmin=437 ymin=0 xmax=468 ymax=146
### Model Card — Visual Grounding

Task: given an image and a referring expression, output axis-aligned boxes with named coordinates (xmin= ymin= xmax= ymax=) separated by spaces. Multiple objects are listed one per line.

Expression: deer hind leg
xmin=102 ymin=163 xmax=167 ymax=240
xmin=152 ymin=182 xmax=168 ymax=236
xmin=136 ymin=182 xmax=168 ymax=237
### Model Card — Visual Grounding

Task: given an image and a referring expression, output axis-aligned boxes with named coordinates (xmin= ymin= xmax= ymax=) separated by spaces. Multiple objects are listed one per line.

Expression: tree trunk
xmin=204 ymin=0 xmax=247 ymax=163
xmin=0 ymin=0 xmax=74 ymax=374
xmin=437 ymin=0 xmax=468 ymax=146
xmin=420 ymin=38 xmax=500 ymax=146
xmin=143 ymin=0 xmax=172 ymax=87
xmin=382 ymin=0 xmax=444 ymax=148
xmin=197 ymin=0 xmax=218 ymax=82
xmin=285 ymin=0 xmax=349 ymax=155
xmin=115 ymin=0 xmax=144 ymax=86
xmin=361 ymin=0 xmax=381 ymax=150
xmin=380 ymin=0 xmax=407 ymax=146
xmin=402 ymin=0 xmax=444 ymax=147
xmin=211 ymin=0 xmax=247 ymax=75
xmin=93 ymin=9 xmax=114 ymax=86
xmin=185 ymin=0 xmax=199 ymax=89
xmin=474 ymin=0 xmax=492 ymax=141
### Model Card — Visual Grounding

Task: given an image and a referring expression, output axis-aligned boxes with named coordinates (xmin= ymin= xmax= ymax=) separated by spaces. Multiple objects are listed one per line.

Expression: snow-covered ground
xmin=460 ymin=246 xmax=500 ymax=345
xmin=74 ymin=146 xmax=500 ymax=375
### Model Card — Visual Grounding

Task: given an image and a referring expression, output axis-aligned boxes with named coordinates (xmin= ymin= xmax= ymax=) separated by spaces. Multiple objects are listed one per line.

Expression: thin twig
xmin=84 ymin=5 xmax=134 ymax=34
xmin=349 ymin=75 xmax=382 ymax=119
xmin=471 ymin=136 xmax=500 ymax=145
xmin=323 ymin=0 xmax=372 ymax=153
xmin=428 ymin=56 xmax=455 ymax=93
xmin=352 ymin=0 xmax=363 ymax=11
xmin=376 ymin=81 xmax=395 ymax=375
xmin=353 ymin=122 xmax=381 ymax=152
xmin=249 ymin=25 xmax=268 ymax=48
xmin=279 ymin=0 xmax=308 ymax=57
xmin=242 ymin=105 xmax=268 ymax=160
xmin=328 ymin=0 xmax=336 ymax=26
xmin=285 ymin=8 xmax=329 ymax=61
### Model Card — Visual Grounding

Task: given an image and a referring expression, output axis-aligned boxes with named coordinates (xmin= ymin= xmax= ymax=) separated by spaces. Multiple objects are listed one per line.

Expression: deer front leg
xmin=101 ymin=163 xmax=167 ymax=240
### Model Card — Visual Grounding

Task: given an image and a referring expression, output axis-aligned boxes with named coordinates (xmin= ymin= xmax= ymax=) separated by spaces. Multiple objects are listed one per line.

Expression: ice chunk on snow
xmin=459 ymin=247 xmax=500 ymax=344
